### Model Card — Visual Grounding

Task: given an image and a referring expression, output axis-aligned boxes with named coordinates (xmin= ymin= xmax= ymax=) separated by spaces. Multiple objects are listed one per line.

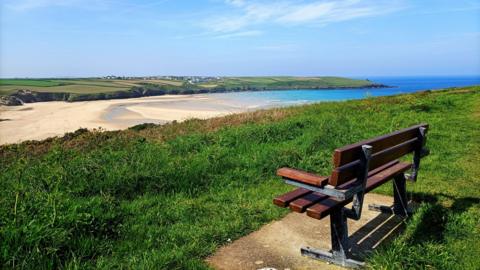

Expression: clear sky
xmin=0 ymin=0 xmax=479 ymax=77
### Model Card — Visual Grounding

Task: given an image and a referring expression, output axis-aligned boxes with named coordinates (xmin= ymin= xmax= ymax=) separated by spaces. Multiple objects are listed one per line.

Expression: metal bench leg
xmin=393 ymin=173 xmax=409 ymax=216
xmin=368 ymin=173 xmax=412 ymax=216
xmin=301 ymin=208 xmax=364 ymax=268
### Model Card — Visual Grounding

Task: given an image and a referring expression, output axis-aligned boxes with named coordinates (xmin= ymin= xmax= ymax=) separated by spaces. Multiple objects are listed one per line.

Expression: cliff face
xmin=0 ymin=95 xmax=24 ymax=106
xmin=0 ymin=88 xmax=169 ymax=105
xmin=0 ymin=90 xmax=70 ymax=105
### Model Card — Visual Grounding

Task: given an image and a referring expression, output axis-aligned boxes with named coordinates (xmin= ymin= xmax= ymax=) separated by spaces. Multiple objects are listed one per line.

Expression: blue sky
xmin=0 ymin=0 xmax=479 ymax=77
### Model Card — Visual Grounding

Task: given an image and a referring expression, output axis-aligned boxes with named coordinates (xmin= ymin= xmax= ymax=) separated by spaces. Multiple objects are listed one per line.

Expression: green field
xmin=1 ymin=86 xmax=479 ymax=269
xmin=0 ymin=78 xmax=189 ymax=96
xmin=0 ymin=77 xmax=382 ymax=104
xmin=215 ymin=76 xmax=375 ymax=89
xmin=0 ymin=79 xmax=65 ymax=87
xmin=0 ymin=79 xmax=142 ymax=95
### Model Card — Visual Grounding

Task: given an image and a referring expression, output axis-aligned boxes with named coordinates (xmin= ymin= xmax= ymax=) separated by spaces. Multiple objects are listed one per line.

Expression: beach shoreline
xmin=0 ymin=94 xmax=254 ymax=145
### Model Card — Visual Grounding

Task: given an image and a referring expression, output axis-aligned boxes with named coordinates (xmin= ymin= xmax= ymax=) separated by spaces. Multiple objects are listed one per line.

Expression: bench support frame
xmin=302 ymin=171 xmax=411 ymax=268
xmin=301 ymin=208 xmax=365 ymax=268
xmin=368 ymin=173 xmax=411 ymax=216
xmin=409 ymin=127 xmax=427 ymax=181
xmin=345 ymin=145 xmax=372 ymax=220
xmin=283 ymin=179 xmax=363 ymax=201
xmin=393 ymin=173 xmax=408 ymax=216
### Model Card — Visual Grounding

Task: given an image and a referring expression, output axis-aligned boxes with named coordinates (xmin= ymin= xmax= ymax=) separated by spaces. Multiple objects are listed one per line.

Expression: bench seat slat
xmin=273 ymin=188 xmax=312 ymax=207
xmin=277 ymin=167 xmax=329 ymax=187
xmin=287 ymin=160 xmax=400 ymax=212
xmin=306 ymin=161 xmax=412 ymax=220
xmin=289 ymin=192 xmax=328 ymax=213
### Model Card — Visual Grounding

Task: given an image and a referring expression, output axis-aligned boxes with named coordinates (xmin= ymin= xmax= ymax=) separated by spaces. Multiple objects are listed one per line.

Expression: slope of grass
xmin=0 ymin=86 xmax=479 ymax=269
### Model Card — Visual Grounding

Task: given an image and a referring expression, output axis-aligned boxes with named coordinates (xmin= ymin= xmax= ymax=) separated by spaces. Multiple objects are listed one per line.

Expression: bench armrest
xmin=277 ymin=167 xmax=329 ymax=187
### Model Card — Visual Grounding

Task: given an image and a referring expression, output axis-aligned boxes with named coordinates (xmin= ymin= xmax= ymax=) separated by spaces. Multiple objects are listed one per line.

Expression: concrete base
xmin=206 ymin=193 xmax=407 ymax=270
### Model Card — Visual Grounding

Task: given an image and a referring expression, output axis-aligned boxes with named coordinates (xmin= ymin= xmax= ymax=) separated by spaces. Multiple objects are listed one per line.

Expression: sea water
xmin=210 ymin=76 xmax=480 ymax=107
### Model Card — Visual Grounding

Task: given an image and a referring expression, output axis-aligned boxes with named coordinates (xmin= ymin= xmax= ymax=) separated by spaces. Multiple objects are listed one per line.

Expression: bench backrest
xmin=329 ymin=123 xmax=429 ymax=186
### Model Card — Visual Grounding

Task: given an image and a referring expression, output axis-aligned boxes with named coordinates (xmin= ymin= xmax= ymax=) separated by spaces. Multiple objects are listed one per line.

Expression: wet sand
xmin=0 ymin=94 xmax=262 ymax=145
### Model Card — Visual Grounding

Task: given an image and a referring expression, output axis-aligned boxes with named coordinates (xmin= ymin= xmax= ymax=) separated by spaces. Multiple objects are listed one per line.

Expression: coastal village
xmin=103 ymin=75 xmax=222 ymax=84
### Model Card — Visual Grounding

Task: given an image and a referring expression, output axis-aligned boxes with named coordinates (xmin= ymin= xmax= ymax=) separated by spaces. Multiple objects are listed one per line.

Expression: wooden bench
xmin=273 ymin=124 xmax=429 ymax=268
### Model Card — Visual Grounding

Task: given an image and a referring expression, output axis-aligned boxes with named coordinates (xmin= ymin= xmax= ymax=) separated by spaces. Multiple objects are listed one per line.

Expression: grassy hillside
xmin=0 ymin=77 xmax=384 ymax=105
xmin=1 ymin=86 xmax=479 ymax=269
xmin=0 ymin=79 xmax=160 ymax=95
xmin=200 ymin=76 xmax=376 ymax=89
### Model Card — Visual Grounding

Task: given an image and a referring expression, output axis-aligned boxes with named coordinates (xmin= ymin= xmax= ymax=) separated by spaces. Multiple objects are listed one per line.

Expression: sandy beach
xmin=0 ymin=94 xmax=259 ymax=145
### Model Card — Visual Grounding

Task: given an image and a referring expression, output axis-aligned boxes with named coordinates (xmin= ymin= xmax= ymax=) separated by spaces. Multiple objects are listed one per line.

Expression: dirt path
xmin=207 ymin=193 xmax=405 ymax=270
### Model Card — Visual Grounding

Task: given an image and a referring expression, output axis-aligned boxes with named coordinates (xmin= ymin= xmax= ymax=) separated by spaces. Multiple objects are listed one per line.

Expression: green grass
xmin=1 ymin=86 xmax=479 ymax=269
xmin=0 ymin=79 xmax=130 ymax=95
xmin=0 ymin=79 xmax=65 ymax=87
xmin=220 ymin=76 xmax=374 ymax=89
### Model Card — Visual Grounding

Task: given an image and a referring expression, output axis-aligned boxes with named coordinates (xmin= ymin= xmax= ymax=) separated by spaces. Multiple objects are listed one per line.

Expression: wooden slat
xmin=277 ymin=167 xmax=329 ymax=187
xmin=275 ymin=160 xmax=399 ymax=212
xmin=289 ymin=192 xmax=328 ymax=213
xmin=288 ymin=160 xmax=399 ymax=212
xmin=333 ymin=124 xmax=428 ymax=167
xmin=334 ymin=159 xmax=400 ymax=188
xmin=329 ymin=137 xmax=418 ymax=186
xmin=306 ymin=162 xmax=412 ymax=220
xmin=273 ymin=188 xmax=312 ymax=207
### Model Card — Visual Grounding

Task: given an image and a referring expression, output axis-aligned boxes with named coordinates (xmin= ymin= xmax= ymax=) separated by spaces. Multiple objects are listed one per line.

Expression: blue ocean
xmin=211 ymin=76 xmax=480 ymax=106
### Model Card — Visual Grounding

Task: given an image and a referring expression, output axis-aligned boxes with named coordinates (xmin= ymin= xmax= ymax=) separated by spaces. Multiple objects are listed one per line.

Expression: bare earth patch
xmin=207 ymin=193 xmax=406 ymax=270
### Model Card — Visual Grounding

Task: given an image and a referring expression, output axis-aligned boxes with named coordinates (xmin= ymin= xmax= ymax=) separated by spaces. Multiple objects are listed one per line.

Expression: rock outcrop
xmin=0 ymin=95 xmax=24 ymax=106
